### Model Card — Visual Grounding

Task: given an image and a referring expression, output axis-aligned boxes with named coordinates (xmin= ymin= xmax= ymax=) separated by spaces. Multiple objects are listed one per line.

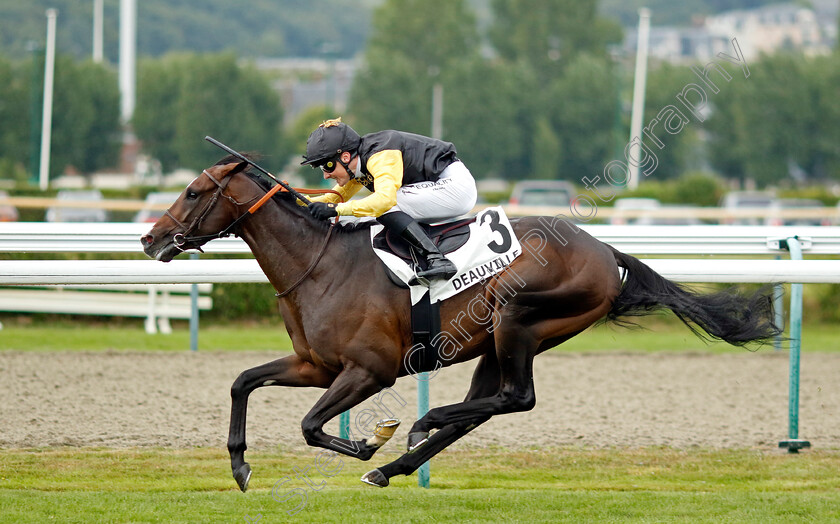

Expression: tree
xmin=486 ymin=1 xmax=623 ymax=181
xmin=531 ymin=117 xmax=562 ymax=180
xmin=134 ymin=55 xmax=183 ymax=171
xmin=801 ymin=53 xmax=840 ymax=181
xmin=366 ymin=0 xmax=479 ymax=71
xmin=288 ymin=105 xmax=336 ymax=185
xmin=349 ymin=0 xmax=481 ymax=137
xmin=640 ymin=63 xmax=701 ymax=180
xmin=135 ymin=53 xmax=286 ymax=172
xmin=489 ymin=0 xmax=621 ymax=83
xmin=0 ymin=54 xmax=121 ymax=181
xmin=348 ymin=47 xmax=436 ymax=136
xmin=440 ymin=57 xmax=531 ymax=179
xmin=707 ymin=53 xmax=814 ymax=185
xmin=0 ymin=55 xmax=31 ymax=178
xmin=545 ymin=53 xmax=619 ymax=181
xmin=49 ymin=58 xmax=122 ymax=176
xmin=0 ymin=0 xmax=372 ymax=61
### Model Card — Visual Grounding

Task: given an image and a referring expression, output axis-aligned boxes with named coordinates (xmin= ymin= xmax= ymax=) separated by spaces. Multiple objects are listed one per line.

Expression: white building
xmin=705 ymin=3 xmax=828 ymax=57
xmin=623 ymin=2 xmax=836 ymax=63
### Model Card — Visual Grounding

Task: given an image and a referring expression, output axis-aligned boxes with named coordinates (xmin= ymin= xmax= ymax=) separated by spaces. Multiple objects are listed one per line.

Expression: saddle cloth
xmin=370 ymin=206 xmax=522 ymax=305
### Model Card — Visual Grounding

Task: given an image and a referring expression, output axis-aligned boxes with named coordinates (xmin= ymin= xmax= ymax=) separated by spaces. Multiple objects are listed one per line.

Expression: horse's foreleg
xmin=363 ymin=353 xmax=501 ymax=487
xmin=299 ymin=363 xmax=394 ymax=461
xmin=228 ymin=355 xmax=331 ymax=492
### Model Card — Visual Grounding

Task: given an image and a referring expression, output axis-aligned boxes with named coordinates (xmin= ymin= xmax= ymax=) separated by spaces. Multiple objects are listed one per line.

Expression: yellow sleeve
xmin=307 ymin=181 xmax=363 ymax=206
xmin=336 ymin=150 xmax=403 ymax=217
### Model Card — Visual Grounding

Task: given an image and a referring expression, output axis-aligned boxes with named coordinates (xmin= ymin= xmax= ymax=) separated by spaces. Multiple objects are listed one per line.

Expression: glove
xmin=309 ymin=202 xmax=338 ymax=220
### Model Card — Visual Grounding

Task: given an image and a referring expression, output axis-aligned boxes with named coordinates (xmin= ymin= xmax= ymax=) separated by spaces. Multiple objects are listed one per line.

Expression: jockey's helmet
xmin=300 ymin=117 xmax=361 ymax=167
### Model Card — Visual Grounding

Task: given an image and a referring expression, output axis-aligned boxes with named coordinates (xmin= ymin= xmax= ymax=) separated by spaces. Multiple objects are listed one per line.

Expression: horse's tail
xmin=606 ymin=247 xmax=781 ymax=347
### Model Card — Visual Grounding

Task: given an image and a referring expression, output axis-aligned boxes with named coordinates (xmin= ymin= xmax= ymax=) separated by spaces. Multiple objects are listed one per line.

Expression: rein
xmin=168 ymin=168 xmax=343 ymax=297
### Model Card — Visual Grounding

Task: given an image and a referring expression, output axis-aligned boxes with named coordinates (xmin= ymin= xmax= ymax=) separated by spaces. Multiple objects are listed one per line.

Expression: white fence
xmin=0 ymin=283 xmax=212 ymax=334
xmin=3 ymin=223 xmax=840 ymax=281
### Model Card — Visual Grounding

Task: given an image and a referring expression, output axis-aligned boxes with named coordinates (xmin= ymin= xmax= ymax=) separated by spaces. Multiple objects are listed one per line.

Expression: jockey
xmin=302 ymin=118 xmax=478 ymax=284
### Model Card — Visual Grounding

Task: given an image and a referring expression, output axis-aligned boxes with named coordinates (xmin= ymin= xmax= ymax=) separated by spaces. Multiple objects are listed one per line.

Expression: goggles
xmin=316 ymin=157 xmax=339 ymax=173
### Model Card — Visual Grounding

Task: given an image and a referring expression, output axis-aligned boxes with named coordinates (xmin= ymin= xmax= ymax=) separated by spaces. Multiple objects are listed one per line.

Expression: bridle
xmin=168 ymin=169 xmax=256 ymax=250
xmin=165 ymin=167 xmax=339 ymax=297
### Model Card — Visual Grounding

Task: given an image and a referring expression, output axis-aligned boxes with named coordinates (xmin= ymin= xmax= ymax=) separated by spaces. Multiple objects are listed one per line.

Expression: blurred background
xmin=0 ymin=0 xmax=838 ymax=204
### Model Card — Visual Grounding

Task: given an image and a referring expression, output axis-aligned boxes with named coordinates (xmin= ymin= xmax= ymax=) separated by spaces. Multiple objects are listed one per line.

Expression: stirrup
xmin=409 ymin=257 xmax=457 ymax=286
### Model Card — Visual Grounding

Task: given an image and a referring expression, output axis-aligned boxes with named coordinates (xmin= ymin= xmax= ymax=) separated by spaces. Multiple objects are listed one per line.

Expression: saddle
xmin=372 ymin=217 xmax=475 ymax=262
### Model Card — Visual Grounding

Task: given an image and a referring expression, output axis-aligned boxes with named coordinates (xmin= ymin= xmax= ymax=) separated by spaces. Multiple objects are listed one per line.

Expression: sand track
xmin=1 ymin=351 xmax=838 ymax=451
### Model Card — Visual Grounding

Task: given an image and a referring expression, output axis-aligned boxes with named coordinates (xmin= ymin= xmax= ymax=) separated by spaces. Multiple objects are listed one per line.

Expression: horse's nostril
xmin=141 ymin=234 xmax=154 ymax=246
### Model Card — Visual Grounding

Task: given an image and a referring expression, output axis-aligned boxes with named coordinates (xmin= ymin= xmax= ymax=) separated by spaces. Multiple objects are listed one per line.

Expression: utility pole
xmin=38 ymin=9 xmax=58 ymax=191
xmin=93 ymin=0 xmax=104 ymax=63
xmin=119 ymin=0 xmax=137 ymax=125
xmin=627 ymin=7 xmax=651 ymax=190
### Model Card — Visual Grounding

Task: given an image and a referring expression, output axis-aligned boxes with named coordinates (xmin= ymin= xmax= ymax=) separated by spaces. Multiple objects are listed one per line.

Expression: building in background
xmin=623 ymin=2 xmax=837 ymax=63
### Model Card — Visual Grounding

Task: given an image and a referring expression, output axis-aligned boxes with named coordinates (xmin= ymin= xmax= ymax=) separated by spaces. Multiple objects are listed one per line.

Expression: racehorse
xmin=140 ymin=156 xmax=780 ymax=491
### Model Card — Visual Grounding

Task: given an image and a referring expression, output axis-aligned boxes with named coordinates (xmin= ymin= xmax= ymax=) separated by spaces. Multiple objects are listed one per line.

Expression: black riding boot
xmin=378 ymin=212 xmax=458 ymax=285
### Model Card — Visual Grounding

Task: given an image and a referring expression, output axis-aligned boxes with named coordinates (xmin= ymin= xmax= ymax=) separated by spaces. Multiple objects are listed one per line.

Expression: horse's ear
xmin=225 ymin=161 xmax=250 ymax=176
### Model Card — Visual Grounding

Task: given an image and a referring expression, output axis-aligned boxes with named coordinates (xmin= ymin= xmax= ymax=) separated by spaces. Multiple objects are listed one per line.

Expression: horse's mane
xmin=230 ymin=160 xmax=375 ymax=235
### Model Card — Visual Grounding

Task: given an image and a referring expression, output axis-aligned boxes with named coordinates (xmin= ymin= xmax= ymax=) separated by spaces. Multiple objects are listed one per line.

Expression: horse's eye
xmin=186 ymin=190 xmax=198 ymax=200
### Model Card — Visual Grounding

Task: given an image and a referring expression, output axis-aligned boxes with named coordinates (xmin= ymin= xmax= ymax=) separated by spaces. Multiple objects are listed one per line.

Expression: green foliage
xmin=206 ymin=283 xmax=282 ymax=321
xmin=0 ymin=53 xmax=121 ymax=180
xmin=368 ymin=0 xmax=479 ymax=70
xmin=349 ymin=47 xmax=435 ymax=136
xmin=49 ymin=57 xmax=122 ymax=176
xmin=351 ymin=0 xmax=622 ymax=182
xmin=0 ymin=55 xmax=30 ymax=178
xmin=441 ymin=58 xmax=531 ymax=179
xmin=547 ymin=53 xmax=620 ymax=181
xmin=349 ymin=0 xmax=481 ymax=140
xmin=532 ymin=117 xmax=562 ymax=179
xmin=135 ymin=53 xmax=286 ymax=172
xmin=672 ymin=171 xmax=727 ymax=206
xmin=0 ymin=0 xmax=372 ymax=61
xmin=289 ymin=105 xmax=338 ymax=185
xmin=489 ymin=0 xmax=621 ymax=83
xmin=619 ymin=171 xmax=726 ymax=206
xmin=706 ymin=52 xmax=840 ymax=185
xmin=642 ymin=63 xmax=701 ymax=179
xmin=810 ymin=284 xmax=840 ymax=324
xmin=778 ymin=185 xmax=838 ymax=205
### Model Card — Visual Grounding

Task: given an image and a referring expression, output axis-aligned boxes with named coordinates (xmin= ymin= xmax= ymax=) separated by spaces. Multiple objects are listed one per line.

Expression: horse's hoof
xmin=366 ymin=418 xmax=400 ymax=449
xmin=233 ymin=463 xmax=252 ymax=492
xmin=360 ymin=468 xmax=389 ymax=487
xmin=407 ymin=431 xmax=429 ymax=452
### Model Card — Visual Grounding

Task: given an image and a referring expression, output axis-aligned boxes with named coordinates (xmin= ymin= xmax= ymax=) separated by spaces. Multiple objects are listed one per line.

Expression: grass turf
xmin=0 ymin=318 xmax=835 ymax=353
xmin=1 ymin=447 xmax=839 ymax=523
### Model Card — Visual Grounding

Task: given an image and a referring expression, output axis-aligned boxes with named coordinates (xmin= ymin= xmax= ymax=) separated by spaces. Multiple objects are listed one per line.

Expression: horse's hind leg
xmin=408 ymin=327 xmax=537 ymax=433
xmin=228 ymin=354 xmax=332 ymax=492
xmin=362 ymin=353 xmax=500 ymax=487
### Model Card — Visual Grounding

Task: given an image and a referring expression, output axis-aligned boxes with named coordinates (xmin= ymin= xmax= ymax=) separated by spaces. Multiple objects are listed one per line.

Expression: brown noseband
xmin=169 ymin=169 xmax=257 ymax=250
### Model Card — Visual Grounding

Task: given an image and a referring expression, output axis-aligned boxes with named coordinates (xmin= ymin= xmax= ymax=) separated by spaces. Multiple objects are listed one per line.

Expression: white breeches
xmin=385 ymin=161 xmax=477 ymax=223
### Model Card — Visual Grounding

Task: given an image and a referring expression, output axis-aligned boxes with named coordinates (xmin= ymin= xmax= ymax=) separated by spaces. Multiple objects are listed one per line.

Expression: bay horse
xmin=140 ymin=157 xmax=780 ymax=490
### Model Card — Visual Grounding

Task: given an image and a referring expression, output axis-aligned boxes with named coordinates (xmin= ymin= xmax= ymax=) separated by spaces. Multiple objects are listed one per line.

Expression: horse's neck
xmin=237 ymin=203 xmax=360 ymax=294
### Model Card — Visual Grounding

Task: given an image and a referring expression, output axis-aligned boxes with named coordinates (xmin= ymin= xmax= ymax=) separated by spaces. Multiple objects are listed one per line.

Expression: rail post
xmin=418 ymin=372 xmax=430 ymax=488
xmin=778 ymin=237 xmax=810 ymax=453
xmin=339 ymin=411 xmax=350 ymax=440
xmin=189 ymin=252 xmax=199 ymax=351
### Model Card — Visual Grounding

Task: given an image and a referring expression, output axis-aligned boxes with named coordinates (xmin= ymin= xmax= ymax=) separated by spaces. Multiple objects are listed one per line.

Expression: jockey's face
xmin=322 ymin=151 xmax=354 ymax=186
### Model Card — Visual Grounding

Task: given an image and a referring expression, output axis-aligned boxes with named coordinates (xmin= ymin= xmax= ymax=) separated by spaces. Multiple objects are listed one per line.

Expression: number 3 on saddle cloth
xmin=370 ymin=207 xmax=522 ymax=374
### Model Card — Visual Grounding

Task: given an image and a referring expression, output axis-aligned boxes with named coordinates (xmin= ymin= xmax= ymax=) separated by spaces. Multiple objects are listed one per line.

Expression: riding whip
xmin=205 ymin=136 xmax=313 ymax=206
